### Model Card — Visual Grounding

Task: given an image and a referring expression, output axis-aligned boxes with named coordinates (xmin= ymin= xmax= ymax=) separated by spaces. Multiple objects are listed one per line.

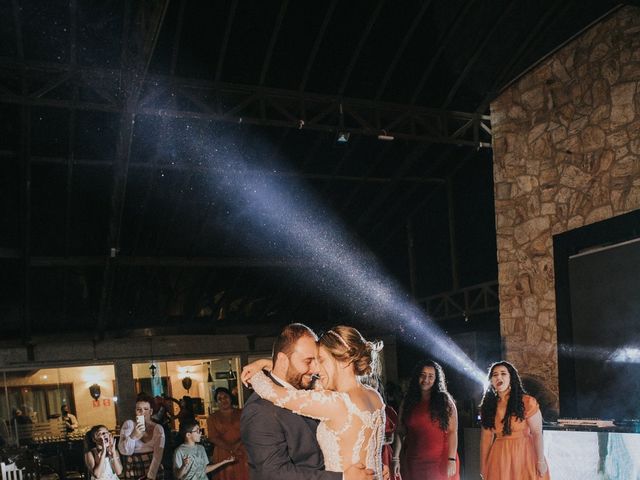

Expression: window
xmin=0 ymin=384 xmax=75 ymax=423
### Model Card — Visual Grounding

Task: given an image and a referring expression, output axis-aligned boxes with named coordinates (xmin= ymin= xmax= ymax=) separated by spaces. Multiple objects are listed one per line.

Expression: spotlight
xmin=336 ymin=131 xmax=350 ymax=144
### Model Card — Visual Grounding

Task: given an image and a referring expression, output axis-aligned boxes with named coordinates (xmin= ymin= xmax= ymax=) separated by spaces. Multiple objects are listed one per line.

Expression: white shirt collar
xmin=270 ymin=372 xmax=296 ymax=390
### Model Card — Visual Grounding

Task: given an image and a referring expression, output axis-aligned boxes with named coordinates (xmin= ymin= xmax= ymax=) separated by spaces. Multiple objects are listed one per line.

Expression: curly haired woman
xmin=393 ymin=360 xmax=459 ymax=480
xmin=479 ymin=361 xmax=550 ymax=480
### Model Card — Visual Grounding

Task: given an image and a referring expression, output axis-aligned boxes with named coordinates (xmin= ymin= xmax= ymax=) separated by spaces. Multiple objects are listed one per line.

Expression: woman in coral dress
xmin=479 ymin=361 xmax=550 ymax=480
xmin=393 ymin=360 xmax=460 ymax=480
xmin=206 ymin=387 xmax=249 ymax=480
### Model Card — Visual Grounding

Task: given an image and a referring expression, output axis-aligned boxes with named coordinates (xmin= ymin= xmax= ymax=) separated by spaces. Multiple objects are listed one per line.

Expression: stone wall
xmin=490 ymin=6 xmax=640 ymax=403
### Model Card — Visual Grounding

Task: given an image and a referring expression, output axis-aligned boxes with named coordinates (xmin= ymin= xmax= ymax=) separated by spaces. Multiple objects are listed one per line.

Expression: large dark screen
xmin=568 ymin=238 xmax=640 ymax=420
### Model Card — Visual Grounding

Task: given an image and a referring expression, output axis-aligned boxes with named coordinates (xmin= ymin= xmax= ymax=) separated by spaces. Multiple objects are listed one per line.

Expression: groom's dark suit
xmin=240 ymin=374 xmax=341 ymax=480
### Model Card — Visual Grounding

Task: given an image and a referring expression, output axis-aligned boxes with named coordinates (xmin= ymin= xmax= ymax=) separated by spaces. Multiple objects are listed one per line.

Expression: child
xmin=85 ymin=425 xmax=123 ymax=480
xmin=173 ymin=421 xmax=234 ymax=480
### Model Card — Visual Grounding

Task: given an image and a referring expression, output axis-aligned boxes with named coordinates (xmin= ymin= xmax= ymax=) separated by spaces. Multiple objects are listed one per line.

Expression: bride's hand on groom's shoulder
xmin=241 ymin=358 xmax=273 ymax=387
xmin=344 ymin=463 xmax=375 ymax=480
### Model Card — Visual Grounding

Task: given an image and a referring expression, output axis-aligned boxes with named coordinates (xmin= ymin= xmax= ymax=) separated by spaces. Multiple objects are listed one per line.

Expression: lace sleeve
xmin=118 ymin=420 xmax=137 ymax=456
xmin=250 ymin=370 xmax=345 ymax=422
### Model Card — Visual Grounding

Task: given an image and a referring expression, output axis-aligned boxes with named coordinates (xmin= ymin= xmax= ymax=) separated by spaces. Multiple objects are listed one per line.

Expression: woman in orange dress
xmin=393 ymin=360 xmax=460 ymax=480
xmin=206 ymin=387 xmax=249 ymax=480
xmin=479 ymin=361 xmax=550 ymax=480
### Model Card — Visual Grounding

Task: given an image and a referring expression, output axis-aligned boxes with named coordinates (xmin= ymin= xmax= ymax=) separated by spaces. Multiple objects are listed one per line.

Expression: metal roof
xmin=0 ymin=0 xmax=626 ymax=340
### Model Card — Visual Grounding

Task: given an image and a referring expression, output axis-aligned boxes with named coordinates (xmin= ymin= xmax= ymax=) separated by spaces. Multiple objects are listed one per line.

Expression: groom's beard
xmin=286 ymin=366 xmax=317 ymax=390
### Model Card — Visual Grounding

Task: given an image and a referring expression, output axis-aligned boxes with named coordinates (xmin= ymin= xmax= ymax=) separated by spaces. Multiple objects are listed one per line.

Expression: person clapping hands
xmin=174 ymin=421 xmax=235 ymax=480
xmin=85 ymin=426 xmax=122 ymax=480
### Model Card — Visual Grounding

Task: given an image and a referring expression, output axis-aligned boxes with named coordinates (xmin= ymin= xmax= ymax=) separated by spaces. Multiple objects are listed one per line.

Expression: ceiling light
xmin=336 ymin=131 xmax=350 ymax=144
xmin=377 ymin=130 xmax=394 ymax=141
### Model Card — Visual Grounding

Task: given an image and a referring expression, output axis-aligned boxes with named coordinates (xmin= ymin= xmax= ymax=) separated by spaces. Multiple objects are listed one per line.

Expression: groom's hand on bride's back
xmin=344 ymin=463 xmax=374 ymax=480
xmin=382 ymin=464 xmax=390 ymax=480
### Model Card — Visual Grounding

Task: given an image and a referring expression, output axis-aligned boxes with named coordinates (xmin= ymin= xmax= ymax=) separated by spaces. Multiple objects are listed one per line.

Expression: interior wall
xmin=490 ymin=6 xmax=640 ymax=404
xmin=2 ymin=365 xmax=117 ymax=429
xmin=132 ymin=358 xmax=241 ymax=413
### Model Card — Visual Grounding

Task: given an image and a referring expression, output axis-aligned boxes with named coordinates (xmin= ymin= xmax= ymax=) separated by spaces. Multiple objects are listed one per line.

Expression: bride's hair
xmin=319 ymin=325 xmax=383 ymax=377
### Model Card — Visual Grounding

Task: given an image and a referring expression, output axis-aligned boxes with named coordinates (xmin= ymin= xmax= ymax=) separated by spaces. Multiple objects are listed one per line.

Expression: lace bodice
xmin=316 ymin=393 xmax=385 ymax=476
xmin=251 ymin=370 xmax=385 ymax=479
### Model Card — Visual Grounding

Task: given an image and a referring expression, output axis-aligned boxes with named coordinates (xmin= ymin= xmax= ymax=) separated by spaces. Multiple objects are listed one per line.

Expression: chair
xmin=0 ymin=462 xmax=38 ymax=480
xmin=1 ymin=462 xmax=24 ymax=480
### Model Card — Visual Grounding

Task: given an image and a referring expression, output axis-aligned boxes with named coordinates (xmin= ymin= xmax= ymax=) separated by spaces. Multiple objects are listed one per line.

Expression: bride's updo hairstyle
xmin=319 ymin=325 xmax=383 ymax=377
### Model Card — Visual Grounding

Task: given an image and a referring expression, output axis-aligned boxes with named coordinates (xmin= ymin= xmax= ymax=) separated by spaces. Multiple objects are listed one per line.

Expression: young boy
xmin=173 ymin=421 xmax=234 ymax=480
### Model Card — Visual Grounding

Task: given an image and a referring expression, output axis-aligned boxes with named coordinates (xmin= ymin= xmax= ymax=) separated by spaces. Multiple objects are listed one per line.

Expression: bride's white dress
xmin=251 ymin=370 xmax=385 ymax=479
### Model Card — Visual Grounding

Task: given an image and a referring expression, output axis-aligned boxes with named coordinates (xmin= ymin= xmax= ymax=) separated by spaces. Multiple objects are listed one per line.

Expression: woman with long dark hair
xmin=393 ymin=360 xmax=459 ymax=480
xmin=479 ymin=361 xmax=550 ymax=480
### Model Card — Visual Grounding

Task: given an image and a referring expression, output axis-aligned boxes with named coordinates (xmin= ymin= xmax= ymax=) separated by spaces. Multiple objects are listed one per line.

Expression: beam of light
xmin=558 ymin=343 xmax=612 ymax=360
xmin=610 ymin=347 xmax=640 ymax=363
xmin=180 ymin=124 xmax=486 ymax=384
xmin=559 ymin=343 xmax=640 ymax=364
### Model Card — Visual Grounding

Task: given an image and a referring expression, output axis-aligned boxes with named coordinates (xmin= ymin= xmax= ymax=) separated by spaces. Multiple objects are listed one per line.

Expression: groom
xmin=240 ymin=323 xmax=374 ymax=480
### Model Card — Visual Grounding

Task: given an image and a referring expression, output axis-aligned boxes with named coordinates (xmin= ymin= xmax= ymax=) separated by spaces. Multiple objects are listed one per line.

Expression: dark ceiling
xmin=0 ymin=0 xmax=628 ymax=341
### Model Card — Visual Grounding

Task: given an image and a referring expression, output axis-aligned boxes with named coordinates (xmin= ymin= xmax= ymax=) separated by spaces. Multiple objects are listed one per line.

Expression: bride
xmin=243 ymin=325 xmax=386 ymax=479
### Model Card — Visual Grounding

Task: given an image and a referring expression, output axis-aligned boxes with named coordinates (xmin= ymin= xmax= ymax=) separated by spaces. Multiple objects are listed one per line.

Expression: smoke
xmin=173 ymin=122 xmax=485 ymax=384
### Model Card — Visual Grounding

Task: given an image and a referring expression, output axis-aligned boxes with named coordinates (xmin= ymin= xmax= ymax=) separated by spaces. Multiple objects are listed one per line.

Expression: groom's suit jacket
xmin=240 ymin=374 xmax=341 ymax=480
